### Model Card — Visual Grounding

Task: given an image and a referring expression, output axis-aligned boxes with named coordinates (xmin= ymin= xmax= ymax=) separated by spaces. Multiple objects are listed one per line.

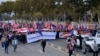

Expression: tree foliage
xmin=0 ymin=0 xmax=100 ymax=20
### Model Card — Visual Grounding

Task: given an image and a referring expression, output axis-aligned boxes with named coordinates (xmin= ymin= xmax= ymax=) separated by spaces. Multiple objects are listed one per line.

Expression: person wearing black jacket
xmin=21 ymin=33 xmax=26 ymax=44
xmin=4 ymin=38 xmax=9 ymax=54
xmin=77 ymin=34 xmax=83 ymax=49
xmin=0 ymin=33 xmax=2 ymax=41
xmin=56 ymin=31 xmax=59 ymax=39
xmin=41 ymin=39 xmax=46 ymax=52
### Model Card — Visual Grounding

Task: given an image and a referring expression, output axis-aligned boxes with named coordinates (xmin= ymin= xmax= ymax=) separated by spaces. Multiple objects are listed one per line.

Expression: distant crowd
xmin=0 ymin=21 xmax=99 ymax=56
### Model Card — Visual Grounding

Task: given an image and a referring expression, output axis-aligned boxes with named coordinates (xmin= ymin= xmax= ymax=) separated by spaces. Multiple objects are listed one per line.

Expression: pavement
xmin=0 ymin=41 xmax=68 ymax=56
xmin=0 ymin=39 xmax=99 ymax=56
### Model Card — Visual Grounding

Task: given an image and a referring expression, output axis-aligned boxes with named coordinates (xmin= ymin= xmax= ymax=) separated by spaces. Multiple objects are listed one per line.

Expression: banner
xmin=59 ymin=32 xmax=70 ymax=38
xmin=59 ymin=31 xmax=90 ymax=38
xmin=16 ymin=28 xmax=28 ymax=32
xmin=26 ymin=33 xmax=41 ymax=43
xmin=41 ymin=32 xmax=56 ymax=39
xmin=26 ymin=32 xmax=56 ymax=43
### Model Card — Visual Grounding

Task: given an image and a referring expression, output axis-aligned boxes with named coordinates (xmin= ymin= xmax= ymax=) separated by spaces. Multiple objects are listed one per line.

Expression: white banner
xmin=41 ymin=32 xmax=56 ymax=39
xmin=26 ymin=32 xmax=56 ymax=43
xmin=26 ymin=33 xmax=41 ymax=43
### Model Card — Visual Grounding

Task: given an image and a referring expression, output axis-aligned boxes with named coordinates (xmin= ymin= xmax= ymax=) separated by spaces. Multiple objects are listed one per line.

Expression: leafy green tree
xmin=0 ymin=0 xmax=100 ymax=21
xmin=0 ymin=1 xmax=14 ymax=13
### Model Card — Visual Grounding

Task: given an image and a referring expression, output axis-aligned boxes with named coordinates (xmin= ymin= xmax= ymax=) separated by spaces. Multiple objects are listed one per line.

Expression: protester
xmin=71 ymin=29 xmax=74 ymax=36
xmin=66 ymin=36 xmax=71 ymax=52
xmin=21 ymin=33 xmax=26 ymax=44
xmin=77 ymin=34 xmax=83 ymax=49
xmin=17 ymin=33 xmax=21 ymax=43
xmin=71 ymin=37 xmax=77 ymax=56
xmin=56 ymin=31 xmax=59 ymax=39
xmin=67 ymin=39 xmax=73 ymax=56
xmin=90 ymin=29 xmax=97 ymax=36
xmin=4 ymin=38 xmax=9 ymax=54
xmin=12 ymin=37 xmax=18 ymax=52
xmin=1 ymin=35 xmax=6 ymax=49
xmin=82 ymin=39 xmax=87 ymax=56
xmin=0 ymin=33 xmax=2 ymax=41
xmin=41 ymin=39 xmax=46 ymax=52
xmin=93 ymin=41 xmax=99 ymax=56
xmin=8 ymin=32 xmax=13 ymax=45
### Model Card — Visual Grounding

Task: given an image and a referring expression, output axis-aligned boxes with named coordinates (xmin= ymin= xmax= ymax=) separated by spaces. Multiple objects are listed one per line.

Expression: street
xmin=0 ymin=41 xmax=67 ymax=56
xmin=0 ymin=39 xmax=100 ymax=56
xmin=48 ymin=39 xmax=100 ymax=56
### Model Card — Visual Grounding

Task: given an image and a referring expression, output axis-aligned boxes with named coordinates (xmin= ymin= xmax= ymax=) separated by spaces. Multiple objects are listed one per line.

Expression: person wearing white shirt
xmin=12 ymin=37 xmax=18 ymax=52
xmin=93 ymin=41 xmax=99 ymax=56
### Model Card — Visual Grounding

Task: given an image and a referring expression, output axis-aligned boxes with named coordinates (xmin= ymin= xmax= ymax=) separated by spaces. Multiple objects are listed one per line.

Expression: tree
xmin=0 ymin=0 xmax=99 ymax=21
xmin=0 ymin=1 xmax=14 ymax=13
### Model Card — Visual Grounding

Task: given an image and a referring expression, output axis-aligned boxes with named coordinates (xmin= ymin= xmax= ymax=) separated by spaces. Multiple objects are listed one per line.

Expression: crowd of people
xmin=0 ymin=31 xmax=27 ymax=54
xmin=0 ymin=21 xmax=99 ymax=56
xmin=66 ymin=34 xmax=99 ymax=56
xmin=0 ymin=21 xmax=49 ymax=54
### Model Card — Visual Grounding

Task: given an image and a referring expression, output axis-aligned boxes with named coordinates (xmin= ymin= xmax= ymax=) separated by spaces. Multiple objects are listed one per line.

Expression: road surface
xmin=0 ymin=41 xmax=68 ymax=56
xmin=48 ymin=39 xmax=100 ymax=56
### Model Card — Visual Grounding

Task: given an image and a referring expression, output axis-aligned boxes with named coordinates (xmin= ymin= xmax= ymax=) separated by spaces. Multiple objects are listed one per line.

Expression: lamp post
xmin=83 ymin=0 xmax=90 ymax=22
xmin=83 ymin=0 xmax=89 ymax=13
xmin=55 ymin=1 xmax=63 ymax=7
xmin=54 ymin=1 xmax=63 ymax=22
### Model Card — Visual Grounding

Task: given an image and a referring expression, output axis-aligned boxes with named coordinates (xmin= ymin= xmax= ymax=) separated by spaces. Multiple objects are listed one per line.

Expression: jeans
xmin=73 ymin=45 xmax=77 ymax=51
xmin=69 ymin=50 xmax=73 ymax=56
xmin=93 ymin=51 xmax=99 ymax=56
xmin=1 ymin=42 xmax=5 ymax=48
xmin=13 ymin=45 xmax=17 ymax=52
xmin=5 ymin=46 xmax=8 ymax=54
xmin=42 ymin=45 xmax=46 ymax=52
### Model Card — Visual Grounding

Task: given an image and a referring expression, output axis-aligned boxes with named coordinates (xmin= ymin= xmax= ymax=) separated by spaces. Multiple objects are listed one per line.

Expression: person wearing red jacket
xmin=67 ymin=39 xmax=73 ymax=56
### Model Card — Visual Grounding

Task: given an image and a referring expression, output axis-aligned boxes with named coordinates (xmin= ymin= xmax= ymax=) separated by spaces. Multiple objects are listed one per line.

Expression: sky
xmin=0 ymin=0 xmax=16 ymax=4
